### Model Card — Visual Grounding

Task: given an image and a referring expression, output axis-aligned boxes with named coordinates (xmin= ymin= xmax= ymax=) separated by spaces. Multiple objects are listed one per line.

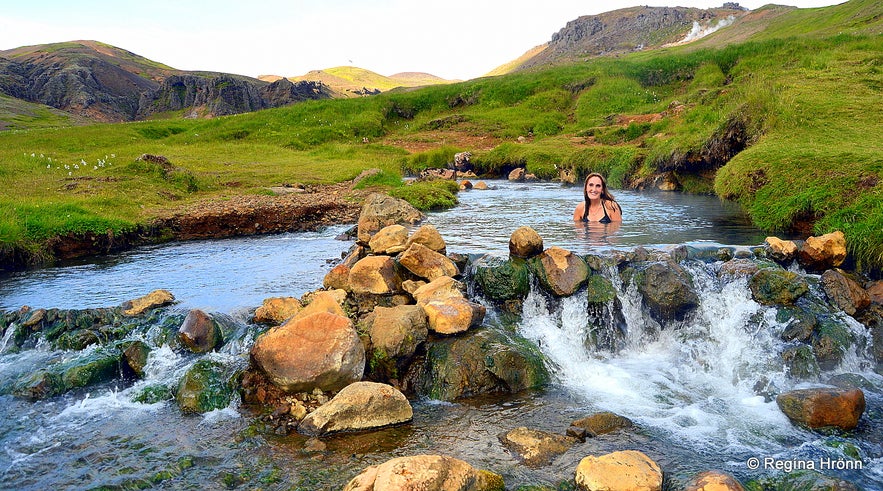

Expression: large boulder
xmin=798 ymin=230 xmax=847 ymax=271
xmin=530 ymin=247 xmax=589 ymax=296
xmin=498 ymin=427 xmax=577 ymax=467
xmin=509 ymin=226 xmax=543 ymax=259
xmin=633 ymin=262 xmax=699 ymax=323
xmin=748 ymin=268 xmax=809 ymax=306
xmin=250 ymin=311 xmax=365 ymax=393
xmin=471 ymin=255 xmax=530 ymax=304
xmin=820 ymin=269 xmax=871 ymax=316
xmin=178 ymin=309 xmax=223 ymax=353
xmin=253 ymin=297 xmax=303 ymax=325
xmin=349 ymin=255 xmax=404 ymax=294
xmin=398 ymin=242 xmax=458 ymax=281
xmin=575 ymin=450 xmax=663 ymax=491
xmin=412 ymin=276 xmax=466 ymax=305
xmin=776 ymin=387 xmax=865 ymax=430
xmin=422 ymin=298 xmax=486 ymax=335
xmin=343 ymin=454 xmax=504 ymax=491
xmin=684 ymin=471 xmax=745 ymax=491
xmin=368 ymin=224 xmax=410 ymax=255
xmin=405 ymin=328 xmax=549 ymax=401
xmin=298 ymin=382 xmax=413 ymax=436
xmin=407 ymin=224 xmax=446 ymax=253
xmin=121 ymin=289 xmax=175 ymax=316
xmin=176 ymin=358 xmax=240 ymax=414
xmin=363 ymin=305 xmax=429 ymax=380
xmin=357 ymin=193 xmax=424 ymax=245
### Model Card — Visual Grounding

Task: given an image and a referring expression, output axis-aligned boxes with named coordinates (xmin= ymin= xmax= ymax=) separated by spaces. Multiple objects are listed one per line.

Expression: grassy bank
xmin=1 ymin=0 xmax=881 ymax=270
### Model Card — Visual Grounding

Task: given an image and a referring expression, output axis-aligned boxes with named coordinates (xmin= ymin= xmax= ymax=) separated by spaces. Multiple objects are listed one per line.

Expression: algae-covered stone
xmin=133 ymin=384 xmax=174 ymax=404
xmin=633 ymin=261 xmax=699 ymax=323
xmin=176 ymin=358 xmax=241 ymax=414
xmin=749 ymin=268 xmax=809 ymax=306
xmin=471 ymin=255 xmax=530 ymax=303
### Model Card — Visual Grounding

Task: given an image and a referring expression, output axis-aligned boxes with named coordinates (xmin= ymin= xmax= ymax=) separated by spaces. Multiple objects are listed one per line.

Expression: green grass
xmin=1 ymin=0 xmax=882 ymax=270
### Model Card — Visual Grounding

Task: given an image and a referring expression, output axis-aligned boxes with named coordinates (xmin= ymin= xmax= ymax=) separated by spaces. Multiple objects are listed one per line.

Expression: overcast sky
xmin=0 ymin=0 xmax=842 ymax=80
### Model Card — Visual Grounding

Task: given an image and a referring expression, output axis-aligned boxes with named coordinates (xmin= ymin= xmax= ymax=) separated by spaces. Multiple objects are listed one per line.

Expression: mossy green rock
xmin=60 ymin=348 xmax=122 ymax=390
xmin=471 ymin=255 xmax=530 ymax=302
xmin=133 ymin=383 xmax=175 ymax=404
xmin=176 ymin=358 xmax=240 ymax=414
xmin=584 ymin=274 xmax=616 ymax=304
xmin=749 ymin=268 xmax=809 ymax=305
xmin=406 ymin=328 xmax=549 ymax=401
xmin=745 ymin=469 xmax=860 ymax=491
xmin=633 ymin=262 xmax=699 ymax=322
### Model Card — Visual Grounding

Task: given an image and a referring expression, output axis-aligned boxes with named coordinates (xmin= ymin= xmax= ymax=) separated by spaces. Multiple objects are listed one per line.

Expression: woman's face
xmin=585 ymin=176 xmax=604 ymax=200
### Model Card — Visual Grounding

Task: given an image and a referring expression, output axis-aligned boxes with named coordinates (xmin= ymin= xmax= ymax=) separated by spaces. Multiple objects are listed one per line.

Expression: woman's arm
xmin=606 ymin=200 xmax=623 ymax=222
xmin=573 ymin=202 xmax=585 ymax=221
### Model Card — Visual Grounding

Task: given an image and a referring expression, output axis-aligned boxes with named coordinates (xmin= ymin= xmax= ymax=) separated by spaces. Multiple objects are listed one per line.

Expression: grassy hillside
xmin=1 ymin=0 xmax=881 ymax=270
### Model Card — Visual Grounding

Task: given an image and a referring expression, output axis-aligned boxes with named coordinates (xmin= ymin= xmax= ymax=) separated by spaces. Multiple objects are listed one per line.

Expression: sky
xmin=0 ymin=0 xmax=843 ymax=81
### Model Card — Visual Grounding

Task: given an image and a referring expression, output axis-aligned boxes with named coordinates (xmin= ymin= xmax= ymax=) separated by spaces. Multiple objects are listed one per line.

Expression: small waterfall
xmin=0 ymin=324 xmax=15 ymax=354
xmin=517 ymin=257 xmax=879 ymax=459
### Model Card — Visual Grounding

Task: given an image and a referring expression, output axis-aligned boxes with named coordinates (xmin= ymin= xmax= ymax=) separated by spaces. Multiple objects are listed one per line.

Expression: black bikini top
xmin=582 ymin=200 xmax=613 ymax=223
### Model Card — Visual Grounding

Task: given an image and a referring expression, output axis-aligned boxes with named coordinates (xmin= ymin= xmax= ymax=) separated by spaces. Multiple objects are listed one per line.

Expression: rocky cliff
xmin=0 ymin=40 xmax=332 ymax=123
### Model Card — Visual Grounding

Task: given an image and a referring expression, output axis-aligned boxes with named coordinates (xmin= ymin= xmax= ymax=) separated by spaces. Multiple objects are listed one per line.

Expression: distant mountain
xmin=286 ymin=66 xmax=455 ymax=97
xmin=492 ymin=4 xmax=752 ymax=74
xmin=0 ymin=40 xmax=333 ymax=125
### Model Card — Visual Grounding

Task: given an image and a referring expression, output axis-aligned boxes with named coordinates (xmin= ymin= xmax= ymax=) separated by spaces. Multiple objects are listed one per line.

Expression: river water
xmin=1 ymin=181 xmax=880 ymax=490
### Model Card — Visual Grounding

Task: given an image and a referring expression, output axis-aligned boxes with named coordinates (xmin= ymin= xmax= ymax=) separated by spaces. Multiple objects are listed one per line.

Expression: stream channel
xmin=1 ymin=180 xmax=880 ymax=489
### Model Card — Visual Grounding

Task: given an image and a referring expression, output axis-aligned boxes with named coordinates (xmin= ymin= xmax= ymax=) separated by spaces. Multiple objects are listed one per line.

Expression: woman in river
xmin=573 ymin=172 xmax=622 ymax=223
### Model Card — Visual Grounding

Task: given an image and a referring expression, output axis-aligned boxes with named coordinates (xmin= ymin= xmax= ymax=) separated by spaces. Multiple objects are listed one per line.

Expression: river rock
xmin=343 ymin=454 xmax=504 ymax=491
xmin=509 ymin=226 xmax=543 ymax=259
xmin=474 ymin=181 xmax=489 ymax=190
xmin=748 ymin=268 xmax=809 ymax=306
xmin=422 ymin=298 xmax=485 ymax=335
xmin=633 ymin=262 xmax=699 ymax=323
xmin=298 ymin=382 xmax=412 ymax=436
xmin=568 ymin=411 xmax=634 ymax=439
xmin=575 ymin=450 xmax=663 ymax=491
xmin=176 ymin=358 xmax=240 ymax=414
xmin=406 ymin=223 xmax=446 ymax=253
xmin=178 ymin=309 xmax=223 ymax=353
xmin=719 ymin=258 xmax=761 ymax=279
xmin=412 ymin=276 xmax=466 ymax=305
xmin=821 ymin=269 xmax=871 ymax=316
xmin=398 ymin=242 xmax=458 ymax=281
xmin=812 ymin=312 xmax=854 ymax=370
xmin=363 ymin=305 xmax=429 ymax=380
xmin=368 ymin=224 xmax=409 ymax=255
xmin=798 ymin=230 xmax=847 ymax=271
xmin=471 ymin=255 xmax=530 ymax=303
xmin=781 ymin=345 xmax=820 ymax=380
xmin=749 ymin=471 xmax=859 ymax=491
xmin=776 ymin=387 xmax=865 ymax=430
xmin=323 ymin=264 xmax=352 ymax=291
xmin=253 ymin=297 xmax=302 ymax=325
xmin=460 ymin=180 xmax=473 ymax=190
xmin=405 ymin=328 xmax=549 ymax=401
xmin=250 ymin=311 xmax=365 ymax=393
xmin=765 ymin=236 xmax=798 ymax=263
xmin=121 ymin=289 xmax=175 ymax=316
xmin=349 ymin=255 xmax=404 ymax=294
xmin=296 ymin=290 xmax=347 ymax=320
xmin=869 ymin=280 xmax=883 ymax=304
xmin=777 ymin=306 xmax=817 ymax=342
xmin=356 ymin=193 xmax=424 ymax=244
xmin=499 ymin=427 xmax=577 ymax=467
xmin=120 ymin=340 xmax=151 ymax=377
xmin=530 ymin=247 xmax=589 ymax=296
xmin=508 ymin=168 xmax=525 ymax=181
xmin=684 ymin=471 xmax=745 ymax=491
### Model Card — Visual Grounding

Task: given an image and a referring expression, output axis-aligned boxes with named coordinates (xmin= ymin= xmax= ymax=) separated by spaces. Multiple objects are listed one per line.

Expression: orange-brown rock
xmin=323 ymin=263 xmax=351 ymax=291
xmin=178 ymin=309 xmax=222 ymax=353
xmin=343 ymin=454 xmax=504 ymax=491
xmin=508 ymin=168 xmax=525 ymax=181
xmin=798 ymin=230 xmax=847 ymax=271
xmin=509 ymin=226 xmax=543 ymax=259
xmin=122 ymin=289 xmax=175 ymax=316
xmin=569 ymin=411 xmax=634 ymax=438
xmin=575 ymin=450 xmax=663 ymax=491
xmin=499 ymin=427 xmax=577 ymax=467
xmin=460 ymin=180 xmax=473 ymax=190
xmin=821 ymin=269 xmax=871 ymax=316
xmin=869 ymin=280 xmax=883 ymax=304
xmin=412 ymin=276 xmax=465 ymax=305
xmin=250 ymin=311 xmax=365 ymax=393
xmin=293 ymin=290 xmax=347 ymax=322
xmin=532 ymin=246 xmax=589 ymax=296
xmin=776 ymin=387 xmax=865 ymax=430
xmin=364 ymin=305 xmax=428 ymax=362
xmin=253 ymin=297 xmax=302 ymax=325
xmin=765 ymin=236 xmax=798 ymax=263
xmin=407 ymin=224 xmax=446 ymax=253
xmin=684 ymin=471 xmax=745 ymax=491
xmin=298 ymin=382 xmax=413 ymax=436
xmin=356 ymin=193 xmax=424 ymax=245
xmin=368 ymin=224 xmax=409 ymax=255
xmin=398 ymin=242 xmax=458 ymax=281
xmin=349 ymin=255 xmax=403 ymax=294
xmin=422 ymin=297 xmax=486 ymax=335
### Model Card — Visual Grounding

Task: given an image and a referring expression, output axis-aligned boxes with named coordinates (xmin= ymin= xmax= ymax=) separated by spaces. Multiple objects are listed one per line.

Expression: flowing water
xmin=0 ymin=181 xmax=880 ymax=490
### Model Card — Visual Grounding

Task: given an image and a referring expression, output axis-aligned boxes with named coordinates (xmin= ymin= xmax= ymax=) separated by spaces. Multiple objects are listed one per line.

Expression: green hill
xmin=290 ymin=66 xmax=454 ymax=96
xmin=0 ymin=0 xmax=881 ymax=271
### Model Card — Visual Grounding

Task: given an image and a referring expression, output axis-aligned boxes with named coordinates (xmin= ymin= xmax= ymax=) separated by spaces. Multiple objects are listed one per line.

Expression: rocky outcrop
xmin=575 ymin=450 xmax=663 ymax=491
xmin=298 ymin=382 xmax=413 ymax=436
xmin=343 ymin=454 xmax=504 ymax=491
xmin=776 ymin=387 xmax=865 ymax=430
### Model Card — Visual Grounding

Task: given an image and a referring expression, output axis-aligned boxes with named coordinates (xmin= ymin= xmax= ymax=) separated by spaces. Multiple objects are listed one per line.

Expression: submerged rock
xmin=11 ymin=345 xmax=125 ymax=400
xmin=176 ymin=358 xmax=241 ymax=414
xmin=498 ymin=427 xmax=577 ymax=467
xmin=298 ymin=382 xmax=412 ymax=436
xmin=343 ymin=454 xmax=504 ymax=491
xmin=575 ymin=450 xmax=663 ymax=491
xmin=568 ymin=411 xmax=634 ymax=439
xmin=776 ymin=387 xmax=865 ymax=430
